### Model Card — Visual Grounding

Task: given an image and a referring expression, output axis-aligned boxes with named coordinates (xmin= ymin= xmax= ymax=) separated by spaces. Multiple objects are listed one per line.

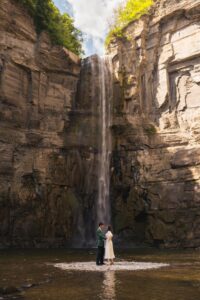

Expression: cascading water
xmin=72 ymin=55 xmax=113 ymax=247
xmin=97 ymin=56 xmax=113 ymax=226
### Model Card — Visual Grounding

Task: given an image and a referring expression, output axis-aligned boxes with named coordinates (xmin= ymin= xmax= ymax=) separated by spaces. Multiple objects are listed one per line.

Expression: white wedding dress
xmin=105 ymin=231 xmax=115 ymax=260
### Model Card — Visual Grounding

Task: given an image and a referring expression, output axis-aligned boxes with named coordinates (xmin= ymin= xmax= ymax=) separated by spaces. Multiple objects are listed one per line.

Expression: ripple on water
xmin=54 ymin=261 xmax=169 ymax=272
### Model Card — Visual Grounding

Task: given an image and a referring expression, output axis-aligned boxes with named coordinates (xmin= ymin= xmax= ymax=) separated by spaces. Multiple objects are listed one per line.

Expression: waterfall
xmin=72 ymin=55 xmax=113 ymax=247
xmin=97 ymin=56 xmax=112 ymax=226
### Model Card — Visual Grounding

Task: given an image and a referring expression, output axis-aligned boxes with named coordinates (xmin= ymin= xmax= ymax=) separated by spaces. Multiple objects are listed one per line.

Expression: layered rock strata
xmin=108 ymin=0 xmax=200 ymax=248
xmin=0 ymin=0 xmax=83 ymax=247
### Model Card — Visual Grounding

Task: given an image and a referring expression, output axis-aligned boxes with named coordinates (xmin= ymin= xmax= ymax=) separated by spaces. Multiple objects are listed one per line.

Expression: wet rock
xmin=1 ymin=286 xmax=19 ymax=295
xmin=20 ymin=283 xmax=36 ymax=289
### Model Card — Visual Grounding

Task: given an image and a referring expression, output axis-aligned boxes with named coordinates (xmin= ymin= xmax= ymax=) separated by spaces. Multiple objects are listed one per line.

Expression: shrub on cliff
xmin=106 ymin=0 xmax=154 ymax=46
xmin=14 ymin=0 xmax=83 ymax=56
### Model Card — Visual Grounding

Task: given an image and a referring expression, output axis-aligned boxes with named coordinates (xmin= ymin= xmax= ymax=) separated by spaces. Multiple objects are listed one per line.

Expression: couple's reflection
xmin=101 ymin=271 xmax=116 ymax=300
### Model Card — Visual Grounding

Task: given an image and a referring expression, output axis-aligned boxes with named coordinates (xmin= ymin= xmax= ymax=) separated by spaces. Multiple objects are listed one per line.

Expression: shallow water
xmin=0 ymin=248 xmax=200 ymax=299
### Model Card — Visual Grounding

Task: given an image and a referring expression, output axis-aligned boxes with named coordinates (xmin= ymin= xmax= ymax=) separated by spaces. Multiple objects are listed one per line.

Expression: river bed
xmin=0 ymin=249 xmax=200 ymax=299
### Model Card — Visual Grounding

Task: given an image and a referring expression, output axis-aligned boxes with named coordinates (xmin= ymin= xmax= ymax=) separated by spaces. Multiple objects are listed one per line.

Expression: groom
xmin=96 ymin=222 xmax=106 ymax=265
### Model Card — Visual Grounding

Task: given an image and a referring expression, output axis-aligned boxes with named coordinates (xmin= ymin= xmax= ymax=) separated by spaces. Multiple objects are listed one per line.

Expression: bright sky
xmin=53 ymin=0 xmax=122 ymax=57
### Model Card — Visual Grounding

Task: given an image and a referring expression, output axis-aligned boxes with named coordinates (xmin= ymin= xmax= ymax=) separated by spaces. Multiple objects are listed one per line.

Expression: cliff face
xmin=0 ymin=0 xmax=83 ymax=247
xmin=1 ymin=0 xmax=200 ymax=249
xmin=109 ymin=0 xmax=200 ymax=248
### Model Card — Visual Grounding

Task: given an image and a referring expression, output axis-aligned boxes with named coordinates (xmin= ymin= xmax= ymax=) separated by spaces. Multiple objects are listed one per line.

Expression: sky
xmin=53 ymin=0 xmax=122 ymax=57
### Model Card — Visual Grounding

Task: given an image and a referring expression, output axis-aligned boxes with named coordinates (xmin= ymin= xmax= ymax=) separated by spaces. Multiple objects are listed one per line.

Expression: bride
xmin=105 ymin=225 xmax=115 ymax=265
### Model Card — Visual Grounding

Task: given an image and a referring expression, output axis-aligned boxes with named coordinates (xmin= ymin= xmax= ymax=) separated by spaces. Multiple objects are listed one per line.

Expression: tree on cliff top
xmin=106 ymin=0 xmax=154 ymax=46
xmin=15 ymin=0 xmax=83 ymax=56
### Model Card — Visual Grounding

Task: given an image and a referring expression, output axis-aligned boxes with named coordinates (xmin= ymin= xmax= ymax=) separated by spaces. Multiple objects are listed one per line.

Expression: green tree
xmin=106 ymin=0 xmax=154 ymax=46
xmin=14 ymin=0 xmax=83 ymax=56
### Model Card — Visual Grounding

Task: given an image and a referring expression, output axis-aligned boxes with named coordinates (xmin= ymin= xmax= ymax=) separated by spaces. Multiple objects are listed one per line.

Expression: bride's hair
xmin=108 ymin=225 xmax=112 ymax=231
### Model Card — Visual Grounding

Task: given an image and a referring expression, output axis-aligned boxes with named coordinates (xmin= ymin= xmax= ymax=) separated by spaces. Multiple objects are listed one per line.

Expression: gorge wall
xmin=109 ymin=0 xmax=200 ymax=248
xmin=1 ymin=0 xmax=200 ymax=249
xmin=0 ymin=0 xmax=87 ymax=248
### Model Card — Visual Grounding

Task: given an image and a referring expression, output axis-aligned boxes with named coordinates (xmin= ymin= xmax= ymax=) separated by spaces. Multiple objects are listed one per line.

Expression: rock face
xmin=108 ymin=0 xmax=200 ymax=248
xmin=0 ymin=0 xmax=83 ymax=247
xmin=1 ymin=0 xmax=200 ymax=249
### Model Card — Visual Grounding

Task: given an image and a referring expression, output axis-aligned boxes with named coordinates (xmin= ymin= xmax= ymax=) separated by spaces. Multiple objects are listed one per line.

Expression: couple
xmin=96 ymin=222 xmax=115 ymax=266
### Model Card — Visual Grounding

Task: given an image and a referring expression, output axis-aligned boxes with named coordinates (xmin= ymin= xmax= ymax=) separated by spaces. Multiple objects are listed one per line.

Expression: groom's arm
xmin=100 ymin=231 xmax=106 ymax=240
xmin=98 ymin=230 xmax=106 ymax=241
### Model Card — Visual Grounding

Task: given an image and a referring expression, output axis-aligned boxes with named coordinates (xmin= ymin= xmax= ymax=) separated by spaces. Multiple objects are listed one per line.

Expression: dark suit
xmin=96 ymin=227 xmax=105 ymax=265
